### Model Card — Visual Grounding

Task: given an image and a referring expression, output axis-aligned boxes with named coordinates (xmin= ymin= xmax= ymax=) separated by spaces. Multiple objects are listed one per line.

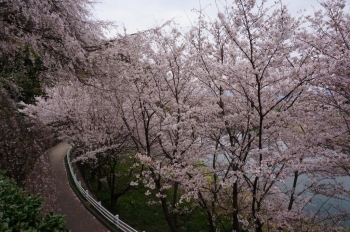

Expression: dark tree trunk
xmin=232 ymin=181 xmax=240 ymax=232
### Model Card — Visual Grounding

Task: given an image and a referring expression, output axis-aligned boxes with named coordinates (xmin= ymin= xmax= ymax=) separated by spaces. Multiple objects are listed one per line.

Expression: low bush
xmin=0 ymin=171 xmax=68 ymax=232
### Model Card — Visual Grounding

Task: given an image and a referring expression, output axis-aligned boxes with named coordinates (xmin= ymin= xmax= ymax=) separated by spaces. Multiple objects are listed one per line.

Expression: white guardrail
xmin=66 ymin=147 xmax=139 ymax=232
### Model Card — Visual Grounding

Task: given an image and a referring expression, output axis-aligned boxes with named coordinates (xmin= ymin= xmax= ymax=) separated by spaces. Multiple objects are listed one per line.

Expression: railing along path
xmin=66 ymin=147 xmax=139 ymax=232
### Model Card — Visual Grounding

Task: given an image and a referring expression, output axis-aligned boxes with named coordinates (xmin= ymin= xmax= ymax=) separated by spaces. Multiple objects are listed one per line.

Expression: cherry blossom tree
xmin=0 ymin=0 xmax=107 ymax=186
xmin=1 ymin=0 xmax=106 ymax=80
xmin=185 ymin=0 xmax=343 ymax=231
xmin=22 ymin=77 xmax=142 ymax=208
xmin=302 ymin=0 xmax=350 ymax=162
xmin=294 ymin=1 xmax=350 ymax=226
xmin=111 ymin=28 xmax=206 ymax=231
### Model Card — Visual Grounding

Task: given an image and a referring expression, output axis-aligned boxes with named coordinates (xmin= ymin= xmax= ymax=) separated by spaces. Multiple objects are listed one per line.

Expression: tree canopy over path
xmin=20 ymin=0 xmax=350 ymax=231
xmin=49 ymin=142 xmax=109 ymax=232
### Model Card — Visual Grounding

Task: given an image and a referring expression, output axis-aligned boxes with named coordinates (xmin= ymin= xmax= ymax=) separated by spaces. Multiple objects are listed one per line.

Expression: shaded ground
xmin=49 ymin=142 xmax=109 ymax=232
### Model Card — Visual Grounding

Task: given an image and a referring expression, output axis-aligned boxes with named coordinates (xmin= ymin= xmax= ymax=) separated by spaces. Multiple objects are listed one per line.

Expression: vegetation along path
xmin=49 ymin=142 xmax=109 ymax=232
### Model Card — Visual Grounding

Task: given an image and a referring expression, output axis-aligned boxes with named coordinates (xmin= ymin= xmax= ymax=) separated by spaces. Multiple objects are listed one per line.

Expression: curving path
xmin=49 ymin=142 xmax=109 ymax=232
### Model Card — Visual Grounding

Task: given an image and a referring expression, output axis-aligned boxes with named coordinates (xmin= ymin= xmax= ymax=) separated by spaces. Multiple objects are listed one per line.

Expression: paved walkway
xmin=49 ymin=142 xmax=109 ymax=232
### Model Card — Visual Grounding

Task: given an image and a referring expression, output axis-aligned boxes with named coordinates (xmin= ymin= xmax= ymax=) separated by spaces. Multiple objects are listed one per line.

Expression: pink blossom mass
xmin=2 ymin=0 xmax=350 ymax=231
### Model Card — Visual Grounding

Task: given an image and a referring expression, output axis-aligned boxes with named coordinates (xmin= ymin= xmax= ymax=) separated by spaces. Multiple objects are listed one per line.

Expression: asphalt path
xmin=49 ymin=142 xmax=109 ymax=232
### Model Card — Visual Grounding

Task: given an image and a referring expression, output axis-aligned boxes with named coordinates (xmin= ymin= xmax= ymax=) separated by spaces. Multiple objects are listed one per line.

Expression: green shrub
xmin=0 ymin=171 xmax=69 ymax=232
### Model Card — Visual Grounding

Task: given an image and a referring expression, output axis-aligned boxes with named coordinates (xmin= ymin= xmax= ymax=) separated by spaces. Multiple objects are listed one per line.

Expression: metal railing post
xmin=115 ymin=214 xmax=119 ymax=227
